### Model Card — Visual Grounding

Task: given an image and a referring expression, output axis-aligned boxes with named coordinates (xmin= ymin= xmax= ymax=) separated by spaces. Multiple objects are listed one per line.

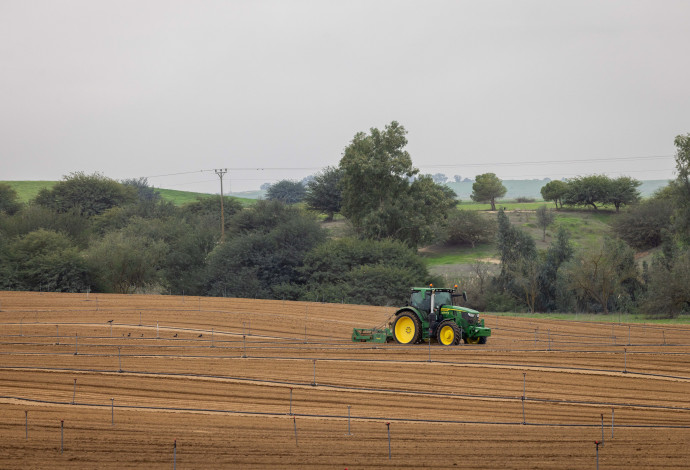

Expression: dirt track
xmin=1 ymin=291 xmax=689 ymax=468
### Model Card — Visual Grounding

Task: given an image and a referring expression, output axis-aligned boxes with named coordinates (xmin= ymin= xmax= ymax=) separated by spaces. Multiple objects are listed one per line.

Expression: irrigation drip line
xmin=4 ymin=335 xmax=690 ymax=362
xmin=3 ymin=364 xmax=690 ymax=413
xmin=2 ymin=394 xmax=689 ymax=429
xmin=486 ymin=315 xmax=690 ymax=331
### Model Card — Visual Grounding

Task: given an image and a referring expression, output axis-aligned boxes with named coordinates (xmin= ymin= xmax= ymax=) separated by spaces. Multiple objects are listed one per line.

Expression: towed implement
xmin=352 ymin=286 xmax=491 ymax=345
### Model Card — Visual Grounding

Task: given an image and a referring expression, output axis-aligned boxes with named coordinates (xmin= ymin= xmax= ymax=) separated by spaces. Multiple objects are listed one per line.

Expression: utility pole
xmin=214 ymin=168 xmax=228 ymax=242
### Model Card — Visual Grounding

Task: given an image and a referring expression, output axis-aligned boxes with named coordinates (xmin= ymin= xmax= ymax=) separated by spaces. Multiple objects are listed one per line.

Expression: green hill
xmin=1 ymin=181 xmax=253 ymax=206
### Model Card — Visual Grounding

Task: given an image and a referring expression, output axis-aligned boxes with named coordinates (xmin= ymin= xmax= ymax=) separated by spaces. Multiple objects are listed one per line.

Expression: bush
xmin=444 ymin=210 xmax=496 ymax=247
xmin=515 ymin=197 xmax=535 ymax=203
xmin=300 ymin=238 xmax=429 ymax=306
xmin=612 ymin=199 xmax=673 ymax=250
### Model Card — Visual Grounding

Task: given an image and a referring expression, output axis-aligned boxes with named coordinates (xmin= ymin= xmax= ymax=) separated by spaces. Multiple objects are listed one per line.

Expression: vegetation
xmin=470 ymin=173 xmax=507 ymax=211
xmin=303 ymin=166 xmax=343 ymax=221
xmin=266 ymin=180 xmax=306 ymax=204
xmin=338 ymin=121 xmax=456 ymax=247
xmin=2 ymin=128 xmax=690 ymax=319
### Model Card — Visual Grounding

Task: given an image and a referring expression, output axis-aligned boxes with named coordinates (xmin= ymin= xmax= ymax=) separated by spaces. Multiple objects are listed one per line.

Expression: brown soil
xmin=1 ymin=291 xmax=689 ymax=469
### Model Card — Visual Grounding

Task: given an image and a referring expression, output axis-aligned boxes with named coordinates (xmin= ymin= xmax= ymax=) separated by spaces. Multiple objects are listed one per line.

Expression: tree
xmin=612 ymin=198 xmax=673 ymax=249
xmin=672 ymin=133 xmax=690 ymax=238
xmin=121 ymin=177 xmax=160 ymax=203
xmin=537 ymin=226 xmax=573 ymax=312
xmin=34 ymin=172 xmax=136 ymax=217
xmin=563 ymin=175 xmax=611 ymax=210
xmin=178 ymin=195 xmax=243 ymax=240
xmin=540 ymin=180 xmax=567 ymax=209
xmin=509 ymin=257 xmax=541 ymax=313
xmin=339 ymin=121 xmax=456 ymax=247
xmin=85 ymin=229 xmax=167 ymax=294
xmin=304 ymin=166 xmax=343 ymax=221
xmin=470 ymin=173 xmax=506 ymax=211
xmin=606 ymin=176 xmax=641 ymax=212
xmin=340 ymin=121 xmax=416 ymax=226
xmin=431 ymin=173 xmax=448 ymax=184
xmin=0 ymin=183 xmax=21 ymax=215
xmin=536 ymin=205 xmax=556 ymax=242
xmin=453 ymin=175 xmax=463 ymax=183
xmin=299 ymin=238 xmax=429 ymax=305
xmin=640 ymin=247 xmax=690 ymax=318
xmin=565 ymin=237 xmax=639 ymax=314
xmin=204 ymin=202 xmax=325 ymax=299
xmin=266 ymin=180 xmax=306 ymax=204
xmin=444 ymin=210 xmax=496 ymax=247
xmin=496 ymin=208 xmax=536 ymax=276
xmin=2 ymin=229 xmax=89 ymax=292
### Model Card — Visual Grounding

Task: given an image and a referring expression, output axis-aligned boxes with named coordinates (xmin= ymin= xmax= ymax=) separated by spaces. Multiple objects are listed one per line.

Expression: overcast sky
xmin=1 ymin=0 xmax=689 ymax=194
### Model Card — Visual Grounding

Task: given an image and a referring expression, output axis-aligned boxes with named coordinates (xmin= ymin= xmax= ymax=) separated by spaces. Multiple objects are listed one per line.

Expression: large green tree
xmin=563 ymin=175 xmax=611 ymax=210
xmin=204 ymin=201 xmax=325 ymax=299
xmin=266 ymin=180 xmax=306 ymax=204
xmin=470 ymin=173 xmax=506 ymax=211
xmin=304 ymin=166 xmax=343 ymax=221
xmin=540 ymin=180 xmax=567 ymax=209
xmin=299 ymin=237 xmax=429 ymax=305
xmin=34 ymin=172 xmax=136 ymax=217
xmin=1 ymin=229 xmax=89 ymax=292
xmin=606 ymin=176 xmax=641 ymax=212
xmin=85 ymin=228 xmax=167 ymax=294
xmin=339 ymin=121 xmax=456 ymax=247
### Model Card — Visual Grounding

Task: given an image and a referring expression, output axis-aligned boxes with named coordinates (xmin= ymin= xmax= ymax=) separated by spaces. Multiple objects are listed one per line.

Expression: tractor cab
xmin=409 ymin=289 xmax=453 ymax=315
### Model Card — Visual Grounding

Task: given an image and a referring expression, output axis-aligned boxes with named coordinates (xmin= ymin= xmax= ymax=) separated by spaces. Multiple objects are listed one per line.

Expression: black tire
xmin=479 ymin=336 xmax=487 ymax=345
xmin=392 ymin=311 xmax=422 ymax=345
xmin=436 ymin=320 xmax=459 ymax=346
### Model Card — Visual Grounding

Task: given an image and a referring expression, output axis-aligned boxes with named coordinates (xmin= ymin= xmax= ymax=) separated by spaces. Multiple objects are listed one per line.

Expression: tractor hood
xmin=443 ymin=305 xmax=480 ymax=315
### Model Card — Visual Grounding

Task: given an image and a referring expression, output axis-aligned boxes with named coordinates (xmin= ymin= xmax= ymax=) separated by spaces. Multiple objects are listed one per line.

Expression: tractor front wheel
xmin=464 ymin=335 xmax=481 ymax=344
xmin=436 ymin=321 xmax=460 ymax=346
xmin=393 ymin=312 xmax=421 ymax=344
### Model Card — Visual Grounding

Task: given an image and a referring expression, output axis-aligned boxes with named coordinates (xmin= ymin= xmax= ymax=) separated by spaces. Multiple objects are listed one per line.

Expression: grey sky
xmin=1 ymin=0 xmax=689 ymax=193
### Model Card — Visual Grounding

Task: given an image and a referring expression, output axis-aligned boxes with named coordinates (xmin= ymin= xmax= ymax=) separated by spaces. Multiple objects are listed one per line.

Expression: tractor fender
xmin=393 ymin=307 xmax=425 ymax=322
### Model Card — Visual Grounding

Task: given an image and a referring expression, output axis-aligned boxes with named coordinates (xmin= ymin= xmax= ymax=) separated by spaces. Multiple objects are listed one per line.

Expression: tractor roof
xmin=410 ymin=287 xmax=457 ymax=293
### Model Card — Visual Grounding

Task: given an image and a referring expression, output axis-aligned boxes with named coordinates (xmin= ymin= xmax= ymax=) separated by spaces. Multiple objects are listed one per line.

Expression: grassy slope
xmin=421 ymin=206 xmax=616 ymax=276
xmin=1 ymin=181 xmax=56 ymax=202
xmin=1 ymin=181 xmax=253 ymax=206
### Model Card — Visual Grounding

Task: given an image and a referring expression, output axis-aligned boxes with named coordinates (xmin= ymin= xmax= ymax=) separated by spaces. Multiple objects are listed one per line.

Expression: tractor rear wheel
xmin=436 ymin=321 xmax=459 ymax=346
xmin=393 ymin=312 xmax=421 ymax=344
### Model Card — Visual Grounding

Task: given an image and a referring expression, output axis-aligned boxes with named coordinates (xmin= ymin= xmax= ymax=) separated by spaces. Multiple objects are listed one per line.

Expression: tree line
xmin=456 ymin=133 xmax=690 ymax=318
xmin=1 ymin=124 xmax=689 ymax=317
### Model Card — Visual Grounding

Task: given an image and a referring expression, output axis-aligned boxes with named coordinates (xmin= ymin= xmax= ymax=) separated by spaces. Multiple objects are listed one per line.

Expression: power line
xmin=140 ymin=155 xmax=674 ymax=180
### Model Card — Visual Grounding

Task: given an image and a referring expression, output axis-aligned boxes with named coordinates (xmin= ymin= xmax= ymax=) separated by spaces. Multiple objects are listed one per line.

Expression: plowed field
xmin=1 ymin=291 xmax=689 ymax=469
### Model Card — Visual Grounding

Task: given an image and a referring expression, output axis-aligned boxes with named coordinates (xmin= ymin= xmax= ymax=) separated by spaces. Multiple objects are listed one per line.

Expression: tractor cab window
xmin=410 ymin=291 xmax=431 ymax=312
xmin=410 ymin=291 xmax=453 ymax=312
xmin=435 ymin=292 xmax=452 ymax=307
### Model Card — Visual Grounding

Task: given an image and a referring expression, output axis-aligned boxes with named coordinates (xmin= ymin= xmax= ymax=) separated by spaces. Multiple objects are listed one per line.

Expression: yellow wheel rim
xmin=394 ymin=316 xmax=416 ymax=344
xmin=466 ymin=336 xmax=481 ymax=344
xmin=439 ymin=325 xmax=455 ymax=345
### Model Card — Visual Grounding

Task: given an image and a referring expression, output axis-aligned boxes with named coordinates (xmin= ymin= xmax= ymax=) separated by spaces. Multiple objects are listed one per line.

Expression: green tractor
xmin=352 ymin=286 xmax=491 ymax=345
